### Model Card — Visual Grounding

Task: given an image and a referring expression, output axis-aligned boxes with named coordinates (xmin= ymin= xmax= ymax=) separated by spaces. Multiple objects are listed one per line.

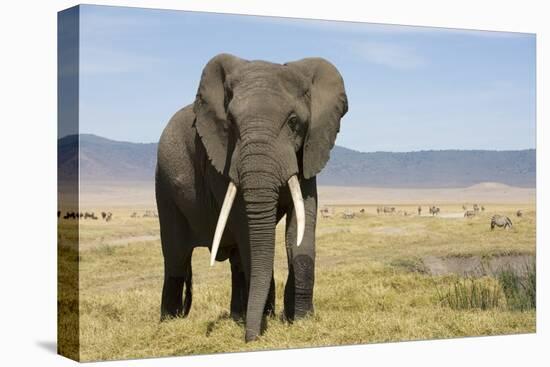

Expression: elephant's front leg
xmin=284 ymin=177 xmax=317 ymax=321
xmin=229 ymin=250 xmax=248 ymax=322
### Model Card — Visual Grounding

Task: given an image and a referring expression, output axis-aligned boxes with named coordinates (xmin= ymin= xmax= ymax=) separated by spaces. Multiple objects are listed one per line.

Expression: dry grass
xmin=58 ymin=203 xmax=536 ymax=361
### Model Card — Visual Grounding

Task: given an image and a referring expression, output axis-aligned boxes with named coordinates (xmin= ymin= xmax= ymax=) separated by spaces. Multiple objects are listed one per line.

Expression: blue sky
xmin=75 ymin=5 xmax=535 ymax=152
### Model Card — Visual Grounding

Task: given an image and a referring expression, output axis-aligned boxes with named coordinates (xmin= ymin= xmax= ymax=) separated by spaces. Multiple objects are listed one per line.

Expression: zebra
xmin=491 ymin=215 xmax=513 ymax=230
xmin=473 ymin=203 xmax=480 ymax=213
xmin=342 ymin=210 xmax=355 ymax=219
xmin=464 ymin=210 xmax=476 ymax=218
xmin=462 ymin=204 xmax=467 ymax=211
xmin=105 ymin=212 xmax=113 ymax=222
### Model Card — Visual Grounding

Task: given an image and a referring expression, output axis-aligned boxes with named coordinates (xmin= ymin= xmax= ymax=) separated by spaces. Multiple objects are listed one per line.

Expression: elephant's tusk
xmin=210 ymin=182 xmax=237 ymax=266
xmin=288 ymin=175 xmax=305 ymax=247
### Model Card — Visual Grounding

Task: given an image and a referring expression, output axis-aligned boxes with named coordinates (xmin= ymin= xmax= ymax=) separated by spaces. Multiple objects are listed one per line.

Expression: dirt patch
xmin=422 ymin=254 xmax=535 ymax=276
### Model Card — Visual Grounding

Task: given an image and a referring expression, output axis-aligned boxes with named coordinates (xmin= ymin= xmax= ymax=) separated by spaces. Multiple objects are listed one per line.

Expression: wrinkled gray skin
xmin=155 ymin=54 xmax=347 ymax=342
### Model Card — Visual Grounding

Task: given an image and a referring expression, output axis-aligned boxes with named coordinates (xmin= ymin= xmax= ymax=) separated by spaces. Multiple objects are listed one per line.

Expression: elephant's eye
xmin=287 ymin=114 xmax=298 ymax=131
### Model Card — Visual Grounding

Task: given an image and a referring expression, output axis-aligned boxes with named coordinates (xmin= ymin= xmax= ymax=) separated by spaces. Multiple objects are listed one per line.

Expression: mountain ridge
xmin=58 ymin=134 xmax=536 ymax=188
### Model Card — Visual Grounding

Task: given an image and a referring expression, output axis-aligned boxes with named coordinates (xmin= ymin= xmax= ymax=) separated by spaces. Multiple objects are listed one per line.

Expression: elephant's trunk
xmin=237 ymin=142 xmax=280 ymax=341
xmin=242 ymin=191 xmax=277 ymax=342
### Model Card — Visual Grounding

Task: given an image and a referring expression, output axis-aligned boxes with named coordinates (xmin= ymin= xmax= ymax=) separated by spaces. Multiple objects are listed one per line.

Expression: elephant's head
xmin=193 ymin=53 xmax=347 ymax=341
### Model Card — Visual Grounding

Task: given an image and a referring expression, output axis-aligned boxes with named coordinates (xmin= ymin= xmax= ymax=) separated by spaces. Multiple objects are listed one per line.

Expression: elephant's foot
xmin=230 ymin=309 xmax=245 ymax=322
xmin=160 ymin=275 xmax=186 ymax=321
xmin=283 ymin=306 xmax=313 ymax=322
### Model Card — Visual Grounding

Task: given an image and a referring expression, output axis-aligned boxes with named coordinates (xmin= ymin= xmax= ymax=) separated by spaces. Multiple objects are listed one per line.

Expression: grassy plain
xmin=58 ymin=185 xmax=536 ymax=361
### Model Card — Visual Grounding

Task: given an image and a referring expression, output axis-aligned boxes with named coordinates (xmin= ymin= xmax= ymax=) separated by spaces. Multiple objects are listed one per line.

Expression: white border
xmin=0 ymin=1 xmax=547 ymax=366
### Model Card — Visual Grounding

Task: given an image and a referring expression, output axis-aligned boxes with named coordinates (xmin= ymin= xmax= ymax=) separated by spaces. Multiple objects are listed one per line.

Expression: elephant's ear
xmin=193 ymin=54 xmax=247 ymax=175
xmin=286 ymin=58 xmax=348 ymax=179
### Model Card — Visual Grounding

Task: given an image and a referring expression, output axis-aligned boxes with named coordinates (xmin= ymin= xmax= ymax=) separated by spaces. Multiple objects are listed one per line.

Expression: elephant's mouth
xmin=209 ymin=175 xmax=305 ymax=266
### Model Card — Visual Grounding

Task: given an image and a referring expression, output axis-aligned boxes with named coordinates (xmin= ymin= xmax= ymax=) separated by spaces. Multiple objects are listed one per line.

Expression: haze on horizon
xmin=64 ymin=5 xmax=536 ymax=152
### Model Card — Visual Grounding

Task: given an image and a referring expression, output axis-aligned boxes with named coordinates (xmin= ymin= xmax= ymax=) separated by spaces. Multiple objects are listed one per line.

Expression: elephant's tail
xmin=182 ymin=260 xmax=193 ymax=317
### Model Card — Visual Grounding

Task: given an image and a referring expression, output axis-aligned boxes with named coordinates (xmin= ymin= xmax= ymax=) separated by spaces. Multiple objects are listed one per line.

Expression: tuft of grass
xmin=497 ymin=263 xmax=536 ymax=311
xmin=437 ymin=277 xmax=502 ymax=310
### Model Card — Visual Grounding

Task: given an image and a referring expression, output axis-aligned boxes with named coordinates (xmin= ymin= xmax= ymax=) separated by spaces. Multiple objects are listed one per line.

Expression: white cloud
xmin=346 ymin=41 xmax=427 ymax=70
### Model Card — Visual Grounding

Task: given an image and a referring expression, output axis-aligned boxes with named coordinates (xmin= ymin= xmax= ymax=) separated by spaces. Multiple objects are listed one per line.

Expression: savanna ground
xmin=58 ymin=184 xmax=536 ymax=361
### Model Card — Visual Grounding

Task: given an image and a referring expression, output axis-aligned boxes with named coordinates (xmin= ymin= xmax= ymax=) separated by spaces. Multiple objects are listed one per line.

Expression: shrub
xmin=497 ymin=263 xmax=536 ymax=311
xmin=437 ymin=277 xmax=502 ymax=310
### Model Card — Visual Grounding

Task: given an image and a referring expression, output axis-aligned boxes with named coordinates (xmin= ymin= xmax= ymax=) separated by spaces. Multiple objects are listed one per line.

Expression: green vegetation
xmin=498 ymin=263 xmax=536 ymax=311
xmin=437 ymin=277 xmax=502 ymax=310
xmin=58 ymin=204 xmax=536 ymax=361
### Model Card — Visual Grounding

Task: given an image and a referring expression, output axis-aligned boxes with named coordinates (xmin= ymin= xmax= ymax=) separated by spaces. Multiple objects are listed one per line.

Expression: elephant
xmin=155 ymin=53 xmax=347 ymax=342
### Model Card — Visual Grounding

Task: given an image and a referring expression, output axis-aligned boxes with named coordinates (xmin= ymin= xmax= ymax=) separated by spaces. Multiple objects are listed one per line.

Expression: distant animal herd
xmin=58 ymin=205 xmax=521 ymax=232
xmin=58 ymin=210 xmax=158 ymax=221
xmin=319 ymin=203 xmax=525 ymax=231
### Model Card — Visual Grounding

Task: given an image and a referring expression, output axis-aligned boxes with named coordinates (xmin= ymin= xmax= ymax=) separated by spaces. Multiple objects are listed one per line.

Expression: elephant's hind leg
xmin=157 ymin=192 xmax=194 ymax=321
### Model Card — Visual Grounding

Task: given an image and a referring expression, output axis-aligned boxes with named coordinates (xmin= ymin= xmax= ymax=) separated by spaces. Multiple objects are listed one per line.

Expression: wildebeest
xmin=130 ymin=212 xmax=138 ymax=218
xmin=63 ymin=211 xmax=77 ymax=219
xmin=464 ymin=210 xmax=476 ymax=218
xmin=359 ymin=208 xmax=365 ymax=214
xmin=383 ymin=206 xmax=395 ymax=215
xmin=462 ymin=205 xmax=467 ymax=211
xmin=101 ymin=211 xmax=107 ymax=220
xmin=429 ymin=206 xmax=440 ymax=216
xmin=491 ymin=214 xmax=513 ymax=230
xmin=516 ymin=210 xmax=523 ymax=217
xmin=418 ymin=206 xmax=422 ymax=215
xmin=320 ymin=207 xmax=334 ymax=219
xmin=105 ymin=212 xmax=113 ymax=222
xmin=481 ymin=205 xmax=485 ymax=212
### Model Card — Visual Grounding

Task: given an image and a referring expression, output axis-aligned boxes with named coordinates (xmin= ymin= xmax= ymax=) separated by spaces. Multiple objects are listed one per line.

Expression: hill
xmin=320 ymin=146 xmax=535 ymax=188
xmin=58 ymin=134 xmax=536 ymax=188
